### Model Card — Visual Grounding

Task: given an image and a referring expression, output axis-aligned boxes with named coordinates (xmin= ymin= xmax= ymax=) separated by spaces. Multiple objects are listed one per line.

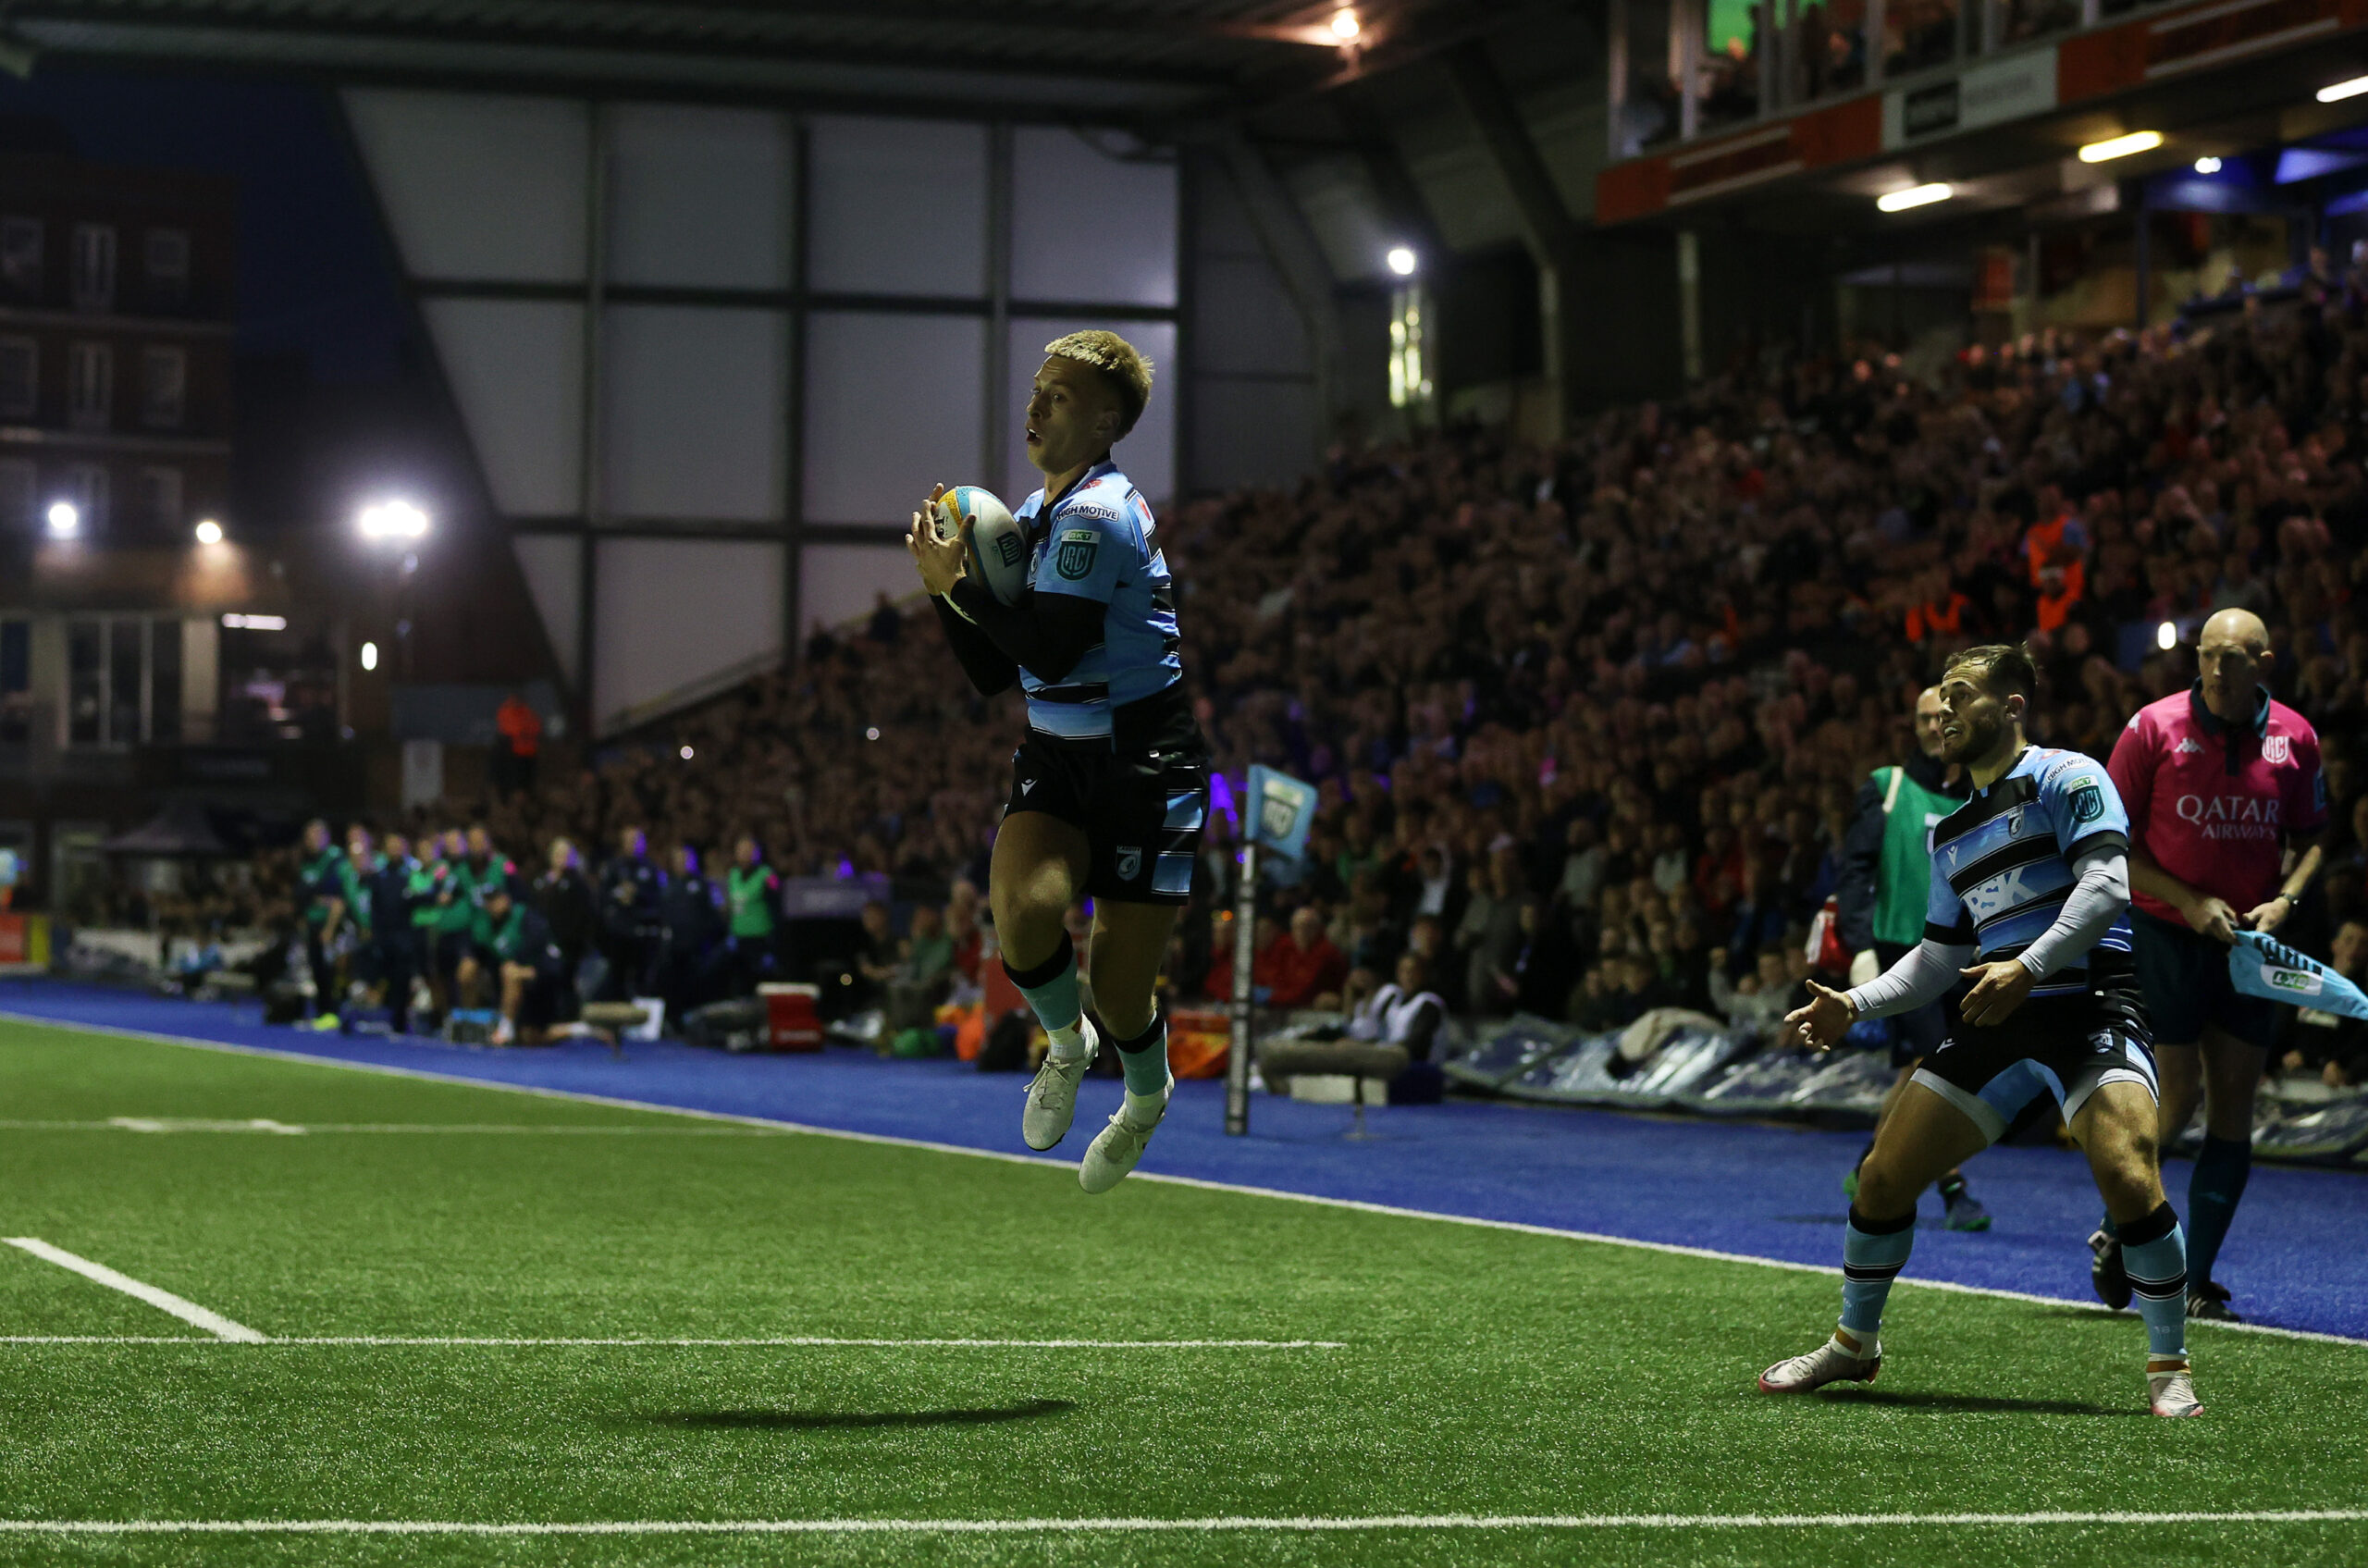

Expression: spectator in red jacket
xmin=1268 ymin=905 xmax=1350 ymax=1011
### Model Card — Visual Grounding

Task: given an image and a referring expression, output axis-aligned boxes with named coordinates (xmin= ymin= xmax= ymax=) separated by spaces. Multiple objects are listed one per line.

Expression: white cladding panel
xmin=807 ymin=117 xmax=989 ymax=298
xmin=1005 ymin=315 xmax=1176 ymax=507
xmin=607 ymin=105 xmax=793 ymax=290
xmin=593 ymin=537 xmax=783 ymax=729
xmin=511 ymin=533 xmax=583 ymax=685
xmin=800 ymin=542 xmax=924 ymax=638
xmin=1010 ymin=129 xmax=1178 ymax=307
xmin=420 ymin=299 xmax=584 ymax=516
xmin=804 ymin=311 xmax=985 ymax=525
xmin=602 ymin=305 xmax=785 ymax=521
xmin=344 ymin=90 xmax=587 ymax=281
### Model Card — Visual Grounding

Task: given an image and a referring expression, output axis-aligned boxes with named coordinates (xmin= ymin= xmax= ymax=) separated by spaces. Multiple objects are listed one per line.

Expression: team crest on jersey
xmin=2263 ymin=735 xmax=2290 ymax=765
xmin=2068 ymin=784 xmax=2104 ymax=824
xmin=1055 ymin=528 xmax=1099 ymax=580
xmin=2005 ymin=806 xmax=2024 ymax=835
xmin=1115 ymin=846 xmax=1142 ymax=882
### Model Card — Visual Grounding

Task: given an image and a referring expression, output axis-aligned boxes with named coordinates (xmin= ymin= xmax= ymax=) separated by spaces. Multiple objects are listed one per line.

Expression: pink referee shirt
xmin=2107 ymin=685 xmax=2326 ymax=925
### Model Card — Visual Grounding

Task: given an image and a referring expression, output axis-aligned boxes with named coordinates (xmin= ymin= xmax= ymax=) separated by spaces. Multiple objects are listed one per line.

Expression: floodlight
xmin=1876 ymin=182 xmax=1953 ymax=213
xmin=44 ymin=501 xmax=77 ymax=537
xmin=2318 ymin=74 xmax=2368 ymax=104
xmin=1387 ymin=246 xmax=1419 ymax=276
xmin=360 ymin=641 xmax=379 ymax=672
xmin=2157 ymin=621 xmax=2177 ymax=651
xmin=358 ymin=499 xmax=430 ymax=541
xmin=193 ymin=518 xmax=223 ymax=545
xmin=2193 ymin=156 xmax=2222 ymax=175
xmin=1330 ymin=7 xmax=1361 ymax=40
xmin=2079 ymin=131 xmax=2164 ymax=164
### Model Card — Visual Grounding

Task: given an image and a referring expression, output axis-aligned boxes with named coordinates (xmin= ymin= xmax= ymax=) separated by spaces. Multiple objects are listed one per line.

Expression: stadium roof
xmin=0 ymin=0 xmax=1570 ymax=121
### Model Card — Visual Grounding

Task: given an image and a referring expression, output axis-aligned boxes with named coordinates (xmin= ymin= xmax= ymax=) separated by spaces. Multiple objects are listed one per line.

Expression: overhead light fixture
xmin=2319 ymin=74 xmax=2368 ymax=103
xmin=360 ymin=641 xmax=378 ymax=672
xmin=2193 ymin=156 xmax=2222 ymax=175
xmin=1330 ymin=6 xmax=1362 ymax=41
xmin=2156 ymin=621 xmax=2177 ymax=651
xmin=357 ymin=499 xmax=430 ymax=541
xmin=1876 ymin=182 xmax=1954 ymax=212
xmin=2079 ymin=130 xmax=2164 ymax=164
xmin=193 ymin=518 xmax=223 ymax=545
xmin=44 ymin=500 xmax=78 ymax=537
xmin=1386 ymin=245 xmax=1418 ymax=276
xmin=221 ymin=613 xmax=288 ymax=631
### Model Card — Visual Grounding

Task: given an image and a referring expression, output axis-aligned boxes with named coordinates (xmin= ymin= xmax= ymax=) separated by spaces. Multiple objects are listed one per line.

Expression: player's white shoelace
xmin=2148 ymin=1367 xmax=2202 ymax=1418
xmin=1079 ymin=1096 xmax=1166 ymax=1194
xmin=1758 ymin=1337 xmax=1881 ymax=1393
xmin=1021 ymin=1046 xmax=1092 ymax=1152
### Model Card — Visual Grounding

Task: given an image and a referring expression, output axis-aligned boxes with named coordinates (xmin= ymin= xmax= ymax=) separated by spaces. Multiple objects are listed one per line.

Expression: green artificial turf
xmin=0 ymin=1018 xmax=2362 ymax=1567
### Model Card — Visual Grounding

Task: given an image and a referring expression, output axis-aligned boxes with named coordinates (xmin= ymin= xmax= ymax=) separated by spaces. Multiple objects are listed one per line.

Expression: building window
xmin=0 ymin=217 xmax=40 ymax=296
xmin=70 ymin=224 xmax=116 ymax=313
xmin=139 ymin=465 xmax=182 ymax=530
xmin=67 ymin=342 xmax=111 ymax=432
xmin=1388 ymin=284 xmax=1433 ymax=414
xmin=0 ymin=619 xmax=28 ymax=747
xmin=63 ymin=463 xmax=108 ymax=531
xmin=0 ymin=337 xmax=33 ymax=419
xmin=144 ymin=228 xmax=190 ymax=308
xmin=141 ymin=346 xmax=185 ymax=429
xmin=0 ymin=459 xmax=31 ymax=529
xmin=62 ymin=614 xmax=179 ymax=748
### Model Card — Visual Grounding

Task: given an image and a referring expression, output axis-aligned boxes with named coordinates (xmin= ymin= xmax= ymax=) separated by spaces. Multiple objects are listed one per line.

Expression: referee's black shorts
xmin=2129 ymin=907 xmax=2279 ymax=1051
xmin=1003 ymin=732 xmax=1207 ymax=907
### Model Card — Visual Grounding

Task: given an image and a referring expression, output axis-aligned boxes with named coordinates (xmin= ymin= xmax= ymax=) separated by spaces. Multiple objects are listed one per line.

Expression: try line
xmin=0 ymin=1509 xmax=2358 ymax=1536
xmin=0 ymin=1335 xmax=1342 ymax=1350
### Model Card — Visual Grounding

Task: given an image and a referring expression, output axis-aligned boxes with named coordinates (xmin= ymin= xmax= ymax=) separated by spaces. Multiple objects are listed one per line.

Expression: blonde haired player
xmin=906 ymin=331 xmax=1206 ymax=1191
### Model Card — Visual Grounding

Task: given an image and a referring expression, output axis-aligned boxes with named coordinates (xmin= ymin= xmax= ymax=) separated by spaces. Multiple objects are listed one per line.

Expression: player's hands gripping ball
xmin=906 ymin=482 xmax=969 ymax=599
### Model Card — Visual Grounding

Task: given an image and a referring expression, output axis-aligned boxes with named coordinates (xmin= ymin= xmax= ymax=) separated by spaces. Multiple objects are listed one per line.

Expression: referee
xmin=2092 ymin=609 xmax=2327 ymax=1320
xmin=1836 ymin=685 xmax=1984 ymax=1229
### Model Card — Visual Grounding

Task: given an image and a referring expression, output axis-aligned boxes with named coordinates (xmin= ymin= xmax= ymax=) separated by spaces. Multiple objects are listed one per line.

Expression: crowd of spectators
xmin=215 ymin=304 xmax=2368 ymax=1076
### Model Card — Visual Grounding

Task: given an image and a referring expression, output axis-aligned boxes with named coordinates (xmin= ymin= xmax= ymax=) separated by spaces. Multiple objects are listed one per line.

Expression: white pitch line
xmin=0 ymin=1119 xmax=784 ymax=1135
xmin=0 ymin=1335 xmax=1338 ymax=1350
xmin=2 ymin=1239 xmax=266 ymax=1343
xmin=6 ymin=1007 xmax=2364 ymax=1352
xmin=0 ymin=1509 xmax=2359 ymax=1536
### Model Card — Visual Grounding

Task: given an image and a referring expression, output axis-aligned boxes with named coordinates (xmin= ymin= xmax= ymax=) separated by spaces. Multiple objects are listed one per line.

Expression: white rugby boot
xmin=1021 ymin=1019 xmax=1097 ymax=1151
xmin=1758 ymin=1333 xmax=1881 ymax=1393
xmin=2147 ymin=1364 xmax=2202 ymax=1418
xmin=1079 ymin=1078 xmax=1169 ymax=1194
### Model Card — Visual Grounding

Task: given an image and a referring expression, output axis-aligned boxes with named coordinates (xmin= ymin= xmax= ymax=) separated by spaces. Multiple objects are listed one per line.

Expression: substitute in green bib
xmin=723 ymin=834 xmax=783 ymax=999
xmin=1834 ymin=684 xmax=1987 ymax=1229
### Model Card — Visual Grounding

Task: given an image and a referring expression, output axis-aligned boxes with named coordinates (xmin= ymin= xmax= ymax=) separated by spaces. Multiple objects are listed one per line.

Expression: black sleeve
xmin=929 ymin=594 xmax=1019 ymax=696
xmin=1835 ymin=777 xmax=1886 ymax=953
xmin=1400 ymin=1000 xmax=1443 ymax=1062
xmin=948 ymin=580 xmax=1104 ymax=684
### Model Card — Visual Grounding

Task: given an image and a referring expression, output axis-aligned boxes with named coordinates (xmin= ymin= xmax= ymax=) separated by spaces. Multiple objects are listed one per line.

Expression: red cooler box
xmin=758 ymin=982 xmax=824 ymax=1052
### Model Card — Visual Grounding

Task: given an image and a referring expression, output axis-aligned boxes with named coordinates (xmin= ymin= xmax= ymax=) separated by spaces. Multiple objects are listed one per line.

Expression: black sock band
xmin=1002 ymin=932 xmax=1074 ymax=992
xmin=2117 ymin=1200 xmax=2179 ymax=1248
xmin=1937 ymin=1173 xmax=1967 ymax=1200
xmin=1847 ymin=1204 xmax=1917 ymax=1236
xmin=1109 ymin=1012 xmax=1166 ymax=1055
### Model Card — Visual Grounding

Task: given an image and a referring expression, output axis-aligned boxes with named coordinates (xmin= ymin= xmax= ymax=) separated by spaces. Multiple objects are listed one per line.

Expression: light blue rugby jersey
xmin=1010 ymin=459 xmax=1182 ymax=744
xmin=1925 ymin=746 xmax=2134 ymax=998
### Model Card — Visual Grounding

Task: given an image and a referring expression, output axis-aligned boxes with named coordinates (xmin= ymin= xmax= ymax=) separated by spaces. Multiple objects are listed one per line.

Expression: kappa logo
xmin=2263 ymin=735 xmax=2291 ymax=765
xmin=1115 ymin=846 xmax=1142 ymax=882
xmin=2174 ymin=737 xmax=2203 ymax=756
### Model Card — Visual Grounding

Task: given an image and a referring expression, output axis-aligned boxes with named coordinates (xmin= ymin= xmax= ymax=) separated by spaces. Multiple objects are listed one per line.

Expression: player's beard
xmin=1941 ymin=709 xmax=2004 ymax=766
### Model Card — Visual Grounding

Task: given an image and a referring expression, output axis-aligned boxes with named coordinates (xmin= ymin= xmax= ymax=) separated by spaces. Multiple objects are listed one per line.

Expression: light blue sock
xmin=1004 ymin=936 xmax=1081 ymax=1038
xmin=1840 ymin=1206 xmax=1917 ymax=1340
xmin=1113 ymin=1016 xmax=1171 ymax=1098
xmin=2120 ymin=1204 xmax=2190 ymax=1360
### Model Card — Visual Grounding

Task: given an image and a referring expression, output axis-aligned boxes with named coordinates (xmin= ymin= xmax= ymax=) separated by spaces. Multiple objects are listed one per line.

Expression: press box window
xmin=0 ymin=459 xmax=31 ymax=529
xmin=139 ymin=465 xmax=182 ymax=530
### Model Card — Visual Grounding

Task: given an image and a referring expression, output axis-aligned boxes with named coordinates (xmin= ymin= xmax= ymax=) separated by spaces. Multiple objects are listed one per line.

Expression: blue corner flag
xmin=1244 ymin=765 xmax=1317 ymax=862
xmin=2229 ymin=930 xmax=2368 ymax=1021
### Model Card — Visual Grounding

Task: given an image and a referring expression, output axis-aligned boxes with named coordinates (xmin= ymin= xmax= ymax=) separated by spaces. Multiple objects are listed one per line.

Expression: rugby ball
xmin=933 ymin=485 xmax=1029 ymax=614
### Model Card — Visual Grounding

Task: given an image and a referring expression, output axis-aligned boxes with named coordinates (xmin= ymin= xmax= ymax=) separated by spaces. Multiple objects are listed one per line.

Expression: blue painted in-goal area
xmin=4 ymin=978 xmax=2363 ymax=1343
